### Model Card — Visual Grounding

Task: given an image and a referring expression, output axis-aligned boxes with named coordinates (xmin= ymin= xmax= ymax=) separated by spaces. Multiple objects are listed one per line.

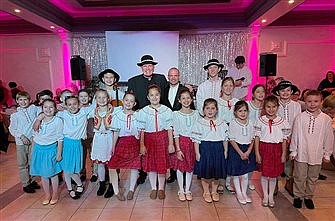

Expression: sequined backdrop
xmin=71 ymin=31 xmax=249 ymax=86
xmin=179 ymin=31 xmax=250 ymax=85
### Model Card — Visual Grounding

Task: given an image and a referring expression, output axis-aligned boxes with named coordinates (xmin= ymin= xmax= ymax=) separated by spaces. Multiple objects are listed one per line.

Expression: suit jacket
xmin=162 ymin=83 xmax=186 ymax=111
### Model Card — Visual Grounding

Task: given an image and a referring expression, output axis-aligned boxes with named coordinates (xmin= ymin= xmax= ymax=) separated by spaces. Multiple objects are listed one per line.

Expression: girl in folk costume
xmin=171 ymin=89 xmax=199 ymax=201
xmin=192 ymin=98 xmax=228 ymax=203
xmin=98 ymin=69 xmax=124 ymax=107
xmin=247 ymin=84 xmax=266 ymax=190
xmin=57 ymin=96 xmax=94 ymax=199
xmin=248 ymin=84 xmax=266 ymax=122
xmin=57 ymin=89 xmax=73 ymax=111
xmin=254 ymin=95 xmax=290 ymax=208
xmin=107 ymin=92 xmax=141 ymax=201
xmin=30 ymin=99 xmax=63 ymax=205
xmin=137 ymin=85 xmax=174 ymax=200
xmin=91 ymin=89 xmax=114 ymax=197
xmin=227 ymin=101 xmax=256 ymax=205
xmin=217 ymin=77 xmax=239 ymax=193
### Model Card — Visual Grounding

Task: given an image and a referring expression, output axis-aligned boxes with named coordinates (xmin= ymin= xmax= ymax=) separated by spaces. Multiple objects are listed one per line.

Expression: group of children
xmin=8 ymin=74 xmax=334 ymax=210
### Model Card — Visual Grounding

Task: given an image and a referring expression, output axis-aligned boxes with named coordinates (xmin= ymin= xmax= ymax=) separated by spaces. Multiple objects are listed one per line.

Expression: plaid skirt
xmin=259 ymin=142 xmax=284 ymax=178
xmin=142 ymin=130 xmax=169 ymax=174
xmin=170 ymin=135 xmax=195 ymax=173
xmin=107 ymin=136 xmax=141 ymax=169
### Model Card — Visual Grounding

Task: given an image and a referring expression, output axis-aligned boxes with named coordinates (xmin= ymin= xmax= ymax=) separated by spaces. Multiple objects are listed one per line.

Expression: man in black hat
xmin=127 ymin=54 xmax=168 ymax=185
xmin=196 ymin=59 xmax=224 ymax=112
xmin=99 ymin=69 xmax=124 ymax=107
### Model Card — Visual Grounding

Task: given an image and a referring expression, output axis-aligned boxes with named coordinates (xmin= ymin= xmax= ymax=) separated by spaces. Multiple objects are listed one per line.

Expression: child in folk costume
xmin=78 ymin=89 xmax=97 ymax=182
xmin=91 ymin=89 xmax=114 ymax=197
xmin=254 ymin=95 xmax=290 ymax=208
xmin=98 ymin=69 xmax=124 ymax=107
xmin=30 ymin=99 xmax=63 ymax=205
xmin=247 ymin=84 xmax=266 ymax=190
xmin=9 ymin=91 xmax=41 ymax=193
xmin=171 ymin=89 xmax=199 ymax=201
xmin=57 ymin=96 xmax=94 ymax=199
xmin=290 ymin=90 xmax=334 ymax=209
xmin=107 ymin=92 xmax=141 ymax=201
xmin=137 ymin=85 xmax=174 ymax=200
xmin=217 ymin=77 xmax=239 ymax=193
xmin=57 ymin=89 xmax=73 ymax=111
xmin=192 ymin=98 xmax=228 ymax=203
xmin=272 ymin=81 xmax=301 ymax=180
xmin=227 ymin=101 xmax=256 ymax=204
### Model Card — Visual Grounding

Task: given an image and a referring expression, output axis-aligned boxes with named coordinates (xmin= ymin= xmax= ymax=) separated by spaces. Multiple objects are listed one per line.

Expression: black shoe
xmin=69 ymin=190 xmax=80 ymax=200
xmin=293 ymin=198 xmax=302 ymax=208
xmin=197 ymin=175 xmax=201 ymax=180
xmin=97 ymin=181 xmax=106 ymax=196
xmin=29 ymin=181 xmax=41 ymax=189
xmin=137 ymin=175 xmax=146 ymax=185
xmin=318 ymin=174 xmax=327 ymax=180
xmin=284 ymin=185 xmax=294 ymax=197
xmin=90 ymin=175 xmax=98 ymax=182
xmin=304 ymin=198 xmax=315 ymax=209
xmin=80 ymin=174 xmax=86 ymax=182
xmin=166 ymin=176 xmax=176 ymax=184
xmin=104 ymin=184 xmax=114 ymax=198
xmin=23 ymin=185 xmax=35 ymax=193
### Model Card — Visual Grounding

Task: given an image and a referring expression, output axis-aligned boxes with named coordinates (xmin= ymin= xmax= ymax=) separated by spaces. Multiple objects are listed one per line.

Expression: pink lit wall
xmin=0 ymin=34 xmax=66 ymax=98
xmin=259 ymin=26 xmax=335 ymax=91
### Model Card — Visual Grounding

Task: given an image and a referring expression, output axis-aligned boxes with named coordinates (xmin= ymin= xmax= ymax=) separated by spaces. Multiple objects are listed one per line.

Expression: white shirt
xmin=228 ymin=118 xmax=254 ymax=144
xmin=106 ymin=87 xmax=125 ymax=102
xmin=111 ymin=110 xmax=139 ymax=138
xmin=172 ymin=110 xmax=199 ymax=138
xmin=57 ymin=105 xmax=94 ymax=140
xmin=137 ymin=105 xmax=173 ymax=132
xmin=277 ymin=99 xmax=301 ymax=129
xmin=9 ymin=105 xmax=39 ymax=145
xmin=254 ymin=115 xmax=290 ymax=143
xmin=196 ymin=79 xmax=222 ymax=112
xmin=33 ymin=116 xmax=64 ymax=145
xmin=191 ymin=117 xmax=228 ymax=144
xmin=217 ymin=97 xmax=239 ymax=123
xmin=227 ymin=66 xmax=252 ymax=99
xmin=168 ymin=83 xmax=179 ymax=107
xmin=247 ymin=100 xmax=262 ymax=122
xmin=290 ymin=111 xmax=334 ymax=164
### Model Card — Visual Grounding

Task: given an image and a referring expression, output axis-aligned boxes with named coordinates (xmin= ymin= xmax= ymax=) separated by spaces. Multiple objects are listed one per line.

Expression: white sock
xmin=70 ymin=174 xmax=82 ymax=186
xmin=64 ymin=172 xmax=73 ymax=190
xmin=233 ymin=176 xmax=243 ymax=199
xmin=109 ymin=169 xmax=119 ymax=194
xmin=176 ymin=170 xmax=184 ymax=193
xmin=158 ymin=174 xmax=166 ymax=190
xmin=226 ymin=176 xmax=231 ymax=187
xmin=97 ymin=164 xmax=105 ymax=182
xmin=148 ymin=172 xmax=157 ymax=190
xmin=268 ymin=178 xmax=276 ymax=203
xmin=248 ymin=172 xmax=253 ymax=185
xmin=261 ymin=176 xmax=269 ymax=202
xmin=129 ymin=169 xmax=137 ymax=191
xmin=185 ymin=172 xmax=193 ymax=193
xmin=241 ymin=173 xmax=248 ymax=198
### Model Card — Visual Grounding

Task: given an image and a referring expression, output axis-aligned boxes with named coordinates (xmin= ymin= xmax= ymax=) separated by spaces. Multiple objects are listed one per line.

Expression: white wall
xmin=259 ymin=25 xmax=335 ymax=91
xmin=0 ymin=34 xmax=65 ymax=99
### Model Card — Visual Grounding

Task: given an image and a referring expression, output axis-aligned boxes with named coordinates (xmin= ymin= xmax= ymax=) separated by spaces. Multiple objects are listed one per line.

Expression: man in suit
xmin=161 ymin=67 xmax=191 ymax=183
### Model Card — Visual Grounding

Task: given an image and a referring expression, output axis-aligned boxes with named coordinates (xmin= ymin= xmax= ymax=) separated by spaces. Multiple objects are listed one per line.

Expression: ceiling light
xmin=14 ymin=9 xmax=21 ymax=13
xmin=261 ymin=19 xmax=267 ymax=23
xmin=288 ymin=0 xmax=295 ymax=4
xmin=50 ymin=26 xmax=55 ymax=29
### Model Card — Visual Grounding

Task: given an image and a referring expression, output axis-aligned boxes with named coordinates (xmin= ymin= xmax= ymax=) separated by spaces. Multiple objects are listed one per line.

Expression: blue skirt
xmin=30 ymin=142 xmax=62 ymax=178
xmin=60 ymin=137 xmax=83 ymax=173
xmin=194 ymin=141 xmax=227 ymax=179
xmin=227 ymin=142 xmax=256 ymax=176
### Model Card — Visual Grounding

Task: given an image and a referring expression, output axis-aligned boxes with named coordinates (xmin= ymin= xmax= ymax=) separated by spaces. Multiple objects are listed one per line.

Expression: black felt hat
xmin=137 ymin=55 xmax=158 ymax=66
xmin=98 ymin=69 xmax=120 ymax=84
xmin=203 ymin=59 xmax=224 ymax=70
xmin=271 ymin=80 xmax=299 ymax=96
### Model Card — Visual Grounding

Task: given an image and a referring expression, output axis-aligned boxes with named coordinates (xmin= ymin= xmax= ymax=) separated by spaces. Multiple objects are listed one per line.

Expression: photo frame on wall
xmin=270 ymin=40 xmax=287 ymax=57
